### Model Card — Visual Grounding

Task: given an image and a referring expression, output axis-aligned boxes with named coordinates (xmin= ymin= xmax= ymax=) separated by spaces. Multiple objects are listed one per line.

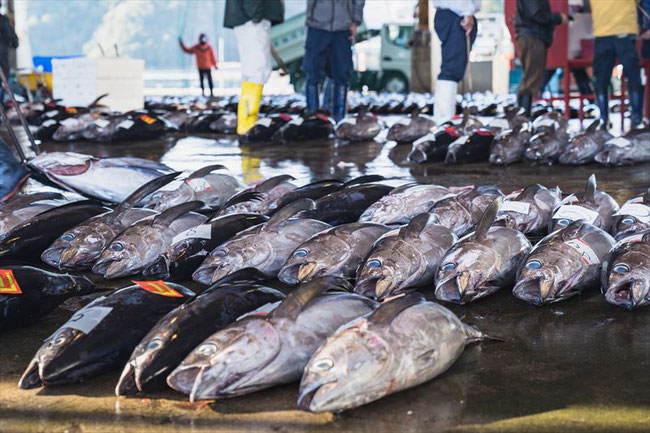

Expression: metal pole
xmin=0 ymin=66 xmax=40 ymax=155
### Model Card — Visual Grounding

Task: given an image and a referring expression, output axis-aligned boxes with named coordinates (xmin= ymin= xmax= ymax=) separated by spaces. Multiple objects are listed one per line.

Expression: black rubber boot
xmin=628 ymin=85 xmax=644 ymax=128
xmin=305 ymin=83 xmax=320 ymax=115
xmin=518 ymin=93 xmax=532 ymax=118
xmin=332 ymin=84 xmax=348 ymax=122
xmin=595 ymin=91 xmax=609 ymax=126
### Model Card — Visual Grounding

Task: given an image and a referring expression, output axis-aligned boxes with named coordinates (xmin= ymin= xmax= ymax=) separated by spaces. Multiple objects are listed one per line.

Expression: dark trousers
xmin=198 ymin=68 xmax=213 ymax=93
xmin=542 ymin=68 xmax=593 ymax=95
xmin=434 ymin=8 xmax=477 ymax=82
xmin=303 ymin=27 xmax=353 ymax=87
xmin=516 ymin=36 xmax=547 ymax=97
xmin=593 ymin=35 xmax=642 ymax=92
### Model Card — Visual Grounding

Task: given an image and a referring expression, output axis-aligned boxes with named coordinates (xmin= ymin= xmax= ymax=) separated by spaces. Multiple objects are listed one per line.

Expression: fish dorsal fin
xmin=89 ymin=93 xmax=109 ymax=107
xmin=389 ymin=182 xmax=420 ymax=195
xmin=399 ymin=213 xmax=430 ymax=239
xmin=410 ymin=106 xmax=422 ymax=117
xmin=584 ymin=174 xmax=597 ymax=204
xmin=153 ymin=200 xmax=203 ymax=226
xmin=107 ymin=172 xmax=181 ymax=223
xmin=3 ymin=192 xmax=63 ymax=210
xmin=208 ymin=267 xmax=269 ymax=288
xmin=271 ymin=276 xmax=351 ymax=320
xmin=187 ymin=164 xmax=228 ymax=179
xmin=264 ymin=198 xmax=316 ymax=231
xmin=209 ymin=190 xmax=264 ymax=218
xmin=474 ymin=197 xmax=501 ymax=240
xmin=586 ymin=119 xmax=600 ymax=133
xmin=254 ymin=174 xmax=296 ymax=193
xmin=344 ymin=175 xmax=385 ymax=187
xmin=369 ymin=292 xmax=427 ymax=325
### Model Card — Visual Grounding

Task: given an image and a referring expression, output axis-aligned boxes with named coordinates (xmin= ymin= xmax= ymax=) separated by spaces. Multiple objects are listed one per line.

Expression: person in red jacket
xmin=179 ymin=33 xmax=218 ymax=97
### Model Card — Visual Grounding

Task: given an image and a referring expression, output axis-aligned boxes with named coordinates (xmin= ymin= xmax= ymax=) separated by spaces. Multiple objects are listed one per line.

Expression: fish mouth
xmin=41 ymin=246 xmax=66 ymax=267
xmin=407 ymin=148 xmax=427 ymax=163
xmin=18 ymin=359 xmax=43 ymax=390
xmin=513 ymin=276 xmax=556 ymax=306
xmin=115 ymin=362 xmax=138 ymax=396
xmin=142 ymin=255 xmax=170 ymax=279
xmin=297 ymin=262 xmax=320 ymax=282
xmin=92 ymin=257 xmax=130 ymax=279
xmin=192 ymin=265 xmax=220 ymax=285
xmin=354 ymin=277 xmax=380 ymax=298
xmin=60 ymin=248 xmax=98 ymax=270
xmin=297 ymin=381 xmax=338 ymax=412
xmin=167 ymin=365 xmax=202 ymax=395
xmin=277 ymin=263 xmax=301 ymax=285
xmin=605 ymin=280 xmax=646 ymax=310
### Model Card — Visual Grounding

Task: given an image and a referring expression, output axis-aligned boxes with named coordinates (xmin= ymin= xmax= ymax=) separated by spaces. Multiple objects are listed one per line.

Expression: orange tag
xmin=0 ymin=270 xmax=22 ymax=294
xmin=65 ymin=107 xmax=78 ymax=114
xmin=132 ymin=280 xmax=183 ymax=297
xmin=140 ymin=114 xmax=156 ymax=125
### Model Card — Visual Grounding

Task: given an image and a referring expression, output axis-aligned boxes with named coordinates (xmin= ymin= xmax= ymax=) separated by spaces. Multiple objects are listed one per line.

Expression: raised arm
xmin=179 ymin=38 xmax=194 ymax=54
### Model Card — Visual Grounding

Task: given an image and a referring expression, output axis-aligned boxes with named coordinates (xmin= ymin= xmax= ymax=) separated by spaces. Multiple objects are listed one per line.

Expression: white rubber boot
xmin=434 ymin=79 xmax=458 ymax=125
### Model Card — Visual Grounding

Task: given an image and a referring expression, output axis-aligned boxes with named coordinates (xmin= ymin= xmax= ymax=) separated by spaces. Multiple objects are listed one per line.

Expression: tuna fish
xmin=549 ymin=174 xmax=620 ymax=233
xmin=601 ymin=231 xmax=650 ymax=310
xmin=513 ymin=221 xmax=615 ymax=305
xmin=271 ymin=114 xmax=334 ymax=143
xmin=0 ymin=200 xmax=109 ymax=261
xmin=355 ymin=214 xmax=457 ymax=299
xmin=0 ymin=192 xmax=64 ymax=235
xmin=143 ymin=165 xmax=244 ymax=212
xmin=28 ymin=152 xmax=174 ymax=203
xmin=0 ymin=265 xmax=98 ymax=330
xmin=429 ymin=186 xmax=503 ymax=237
xmin=358 ymin=183 xmax=452 ymax=225
xmin=386 ymin=111 xmax=436 ymax=144
xmin=192 ymin=199 xmax=331 ymax=284
xmin=18 ymin=281 xmax=194 ymax=389
xmin=297 ymin=293 xmax=490 ymax=413
xmin=595 ymin=126 xmax=650 ymax=166
xmin=611 ymin=190 xmax=650 ymax=240
xmin=116 ymin=269 xmax=286 ymax=395
xmin=407 ymin=126 xmax=460 ymax=163
xmin=435 ymin=198 xmax=532 ymax=304
xmin=41 ymin=173 xmax=180 ymax=270
xmin=558 ymin=119 xmax=613 ymax=165
xmin=51 ymin=113 xmax=104 ymax=142
xmin=239 ymin=114 xmax=291 ymax=143
xmin=335 ymin=111 xmax=383 ymax=142
xmin=489 ymin=123 xmax=532 ymax=165
xmin=214 ymin=175 xmax=296 ymax=216
xmin=494 ymin=184 xmax=562 ymax=236
xmin=445 ymin=129 xmax=495 ymax=164
xmin=93 ymin=201 xmax=206 ymax=279
xmin=167 ymin=277 xmax=377 ymax=401
xmin=525 ymin=129 xmax=570 ymax=164
xmin=81 ymin=113 xmax=166 ymax=142
xmin=278 ymin=222 xmax=390 ymax=285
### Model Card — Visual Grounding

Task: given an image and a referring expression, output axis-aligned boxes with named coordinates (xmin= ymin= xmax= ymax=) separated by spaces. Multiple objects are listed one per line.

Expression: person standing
xmin=0 ymin=1 xmax=18 ymax=103
xmin=303 ymin=0 xmax=365 ymax=122
xmin=514 ymin=0 xmax=567 ymax=116
xmin=224 ymin=0 xmax=284 ymax=135
xmin=179 ymin=33 xmax=218 ymax=97
xmin=590 ymin=0 xmax=644 ymax=128
xmin=432 ymin=0 xmax=481 ymax=124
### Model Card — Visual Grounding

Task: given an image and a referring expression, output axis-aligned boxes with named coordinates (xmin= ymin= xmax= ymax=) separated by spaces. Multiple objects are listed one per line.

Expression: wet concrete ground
xmin=1 ymin=127 xmax=649 ymax=432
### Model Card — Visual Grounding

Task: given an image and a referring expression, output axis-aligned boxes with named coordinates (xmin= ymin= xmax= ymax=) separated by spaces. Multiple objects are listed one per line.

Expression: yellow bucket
xmin=17 ymin=72 xmax=53 ymax=92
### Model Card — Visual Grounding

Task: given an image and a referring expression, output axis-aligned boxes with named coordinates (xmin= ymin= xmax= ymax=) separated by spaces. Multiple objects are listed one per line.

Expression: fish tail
xmin=463 ymin=323 xmax=504 ymax=344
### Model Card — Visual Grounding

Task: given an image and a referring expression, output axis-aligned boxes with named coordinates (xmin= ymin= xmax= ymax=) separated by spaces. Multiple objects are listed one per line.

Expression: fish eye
xmin=214 ymin=249 xmax=227 ymax=257
xmin=147 ymin=338 xmax=162 ymax=351
xmin=557 ymin=219 xmax=570 ymax=227
xmin=366 ymin=259 xmax=382 ymax=268
xmin=110 ymin=242 xmax=125 ymax=252
xmin=293 ymin=249 xmax=308 ymax=258
xmin=61 ymin=233 xmax=75 ymax=241
xmin=197 ymin=342 xmax=218 ymax=356
xmin=312 ymin=358 xmax=334 ymax=372
xmin=526 ymin=260 xmax=542 ymax=270
xmin=441 ymin=262 xmax=456 ymax=271
xmin=612 ymin=264 xmax=630 ymax=274
xmin=621 ymin=217 xmax=636 ymax=225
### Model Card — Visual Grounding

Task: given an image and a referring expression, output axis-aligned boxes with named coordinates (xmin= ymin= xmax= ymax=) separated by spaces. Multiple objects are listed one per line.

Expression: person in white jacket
xmin=432 ymin=0 xmax=481 ymax=124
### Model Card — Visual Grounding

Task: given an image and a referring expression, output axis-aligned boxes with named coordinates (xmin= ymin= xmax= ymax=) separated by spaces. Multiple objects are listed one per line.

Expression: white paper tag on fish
xmin=41 ymin=119 xmax=57 ymax=127
xmin=565 ymin=238 xmax=600 ymax=265
xmin=553 ymin=205 xmax=599 ymax=224
xmin=59 ymin=118 xmax=77 ymax=127
xmin=560 ymin=194 xmax=579 ymax=205
xmin=607 ymin=137 xmax=631 ymax=148
xmin=413 ymin=132 xmax=436 ymax=145
xmin=613 ymin=233 xmax=645 ymax=250
xmin=62 ymin=306 xmax=113 ymax=334
xmin=615 ymin=203 xmax=650 ymax=223
xmin=172 ymin=224 xmax=212 ymax=244
xmin=394 ymin=117 xmax=411 ymax=125
xmin=45 ymin=110 xmax=59 ymax=118
xmin=453 ymin=136 xmax=469 ymax=145
xmin=94 ymin=119 xmax=110 ymax=128
xmin=117 ymin=119 xmax=134 ymax=129
xmin=489 ymin=118 xmax=510 ymax=130
xmin=339 ymin=117 xmax=356 ymax=126
xmin=535 ymin=117 xmax=556 ymax=128
xmin=289 ymin=117 xmax=304 ymax=126
xmin=255 ymin=117 xmax=272 ymax=128
xmin=237 ymin=301 xmax=282 ymax=321
xmin=157 ymin=179 xmax=184 ymax=192
xmin=186 ymin=177 xmax=212 ymax=192
xmin=500 ymin=201 xmax=530 ymax=214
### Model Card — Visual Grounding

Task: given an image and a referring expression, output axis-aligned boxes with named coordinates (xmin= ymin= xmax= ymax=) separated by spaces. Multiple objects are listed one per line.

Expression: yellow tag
xmin=0 ymin=270 xmax=22 ymax=294
xmin=65 ymin=107 xmax=78 ymax=114
xmin=132 ymin=280 xmax=183 ymax=297
xmin=140 ymin=114 xmax=156 ymax=125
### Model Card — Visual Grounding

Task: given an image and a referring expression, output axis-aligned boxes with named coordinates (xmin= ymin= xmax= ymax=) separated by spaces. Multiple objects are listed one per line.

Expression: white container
xmin=52 ymin=57 xmax=145 ymax=112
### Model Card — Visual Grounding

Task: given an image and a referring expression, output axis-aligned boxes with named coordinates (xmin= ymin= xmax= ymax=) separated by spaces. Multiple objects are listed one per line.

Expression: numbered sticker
xmin=500 ymin=201 xmax=531 ymax=215
xmin=63 ymin=306 xmax=113 ymax=334
xmin=615 ymin=203 xmax=650 ymax=223
xmin=132 ymin=280 xmax=184 ymax=297
xmin=607 ymin=137 xmax=631 ymax=148
xmin=237 ymin=301 xmax=282 ymax=321
xmin=172 ymin=224 xmax=212 ymax=244
xmin=553 ymin=205 xmax=599 ymax=224
xmin=255 ymin=117 xmax=272 ymax=128
xmin=565 ymin=238 xmax=600 ymax=265
xmin=117 ymin=119 xmax=134 ymax=129
xmin=289 ymin=117 xmax=304 ymax=126
xmin=94 ymin=119 xmax=110 ymax=128
xmin=186 ymin=177 xmax=212 ymax=192
xmin=0 ymin=270 xmax=22 ymax=294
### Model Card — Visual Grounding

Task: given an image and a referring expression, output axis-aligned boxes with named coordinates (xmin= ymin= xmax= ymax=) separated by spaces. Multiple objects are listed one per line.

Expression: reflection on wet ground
xmin=1 ymin=130 xmax=649 ymax=433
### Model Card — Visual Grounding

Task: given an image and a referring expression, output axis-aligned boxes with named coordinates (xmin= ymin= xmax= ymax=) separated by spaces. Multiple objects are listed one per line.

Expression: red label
xmin=315 ymin=113 xmax=331 ymax=122
xmin=0 ymin=270 xmax=22 ymax=295
xmin=140 ymin=114 xmax=156 ymax=125
xmin=132 ymin=280 xmax=183 ymax=297
xmin=475 ymin=129 xmax=494 ymax=137
xmin=278 ymin=113 xmax=292 ymax=121
xmin=65 ymin=107 xmax=78 ymax=114
xmin=445 ymin=127 xmax=460 ymax=137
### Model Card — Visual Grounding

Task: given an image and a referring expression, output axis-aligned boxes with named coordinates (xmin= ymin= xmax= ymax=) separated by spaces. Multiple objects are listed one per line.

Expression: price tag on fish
xmin=565 ymin=238 xmax=600 ymax=265
xmin=500 ymin=201 xmax=530 ymax=215
xmin=172 ymin=224 xmax=212 ymax=244
xmin=289 ymin=117 xmax=304 ymax=126
xmin=186 ymin=177 xmax=212 ymax=192
xmin=607 ymin=137 xmax=631 ymax=148
xmin=615 ymin=203 xmax=650 ymax=223
xmin=63 ymin=306 xmax=113 ymax=334
xmin=553 ymin=205 xmax=599 ymax=224
xmin=41 ymin=119 xmax=57 ymax=128
xmin=94 ymin=119 xmax=110 ymax=128
xmin=255 ymin=117 xmax=272 ymax=128
xmin=117 ymin=119 xmax=134 ymax=129
xmin=452 ymin=136 xmax=469 ymax=145
xmin=0 ymin=270 xmax=22 ymax=294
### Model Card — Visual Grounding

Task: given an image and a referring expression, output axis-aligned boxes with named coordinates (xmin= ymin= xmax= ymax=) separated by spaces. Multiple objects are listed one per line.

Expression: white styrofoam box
xmin=53 ymin=57 xmax=145 ymax=112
